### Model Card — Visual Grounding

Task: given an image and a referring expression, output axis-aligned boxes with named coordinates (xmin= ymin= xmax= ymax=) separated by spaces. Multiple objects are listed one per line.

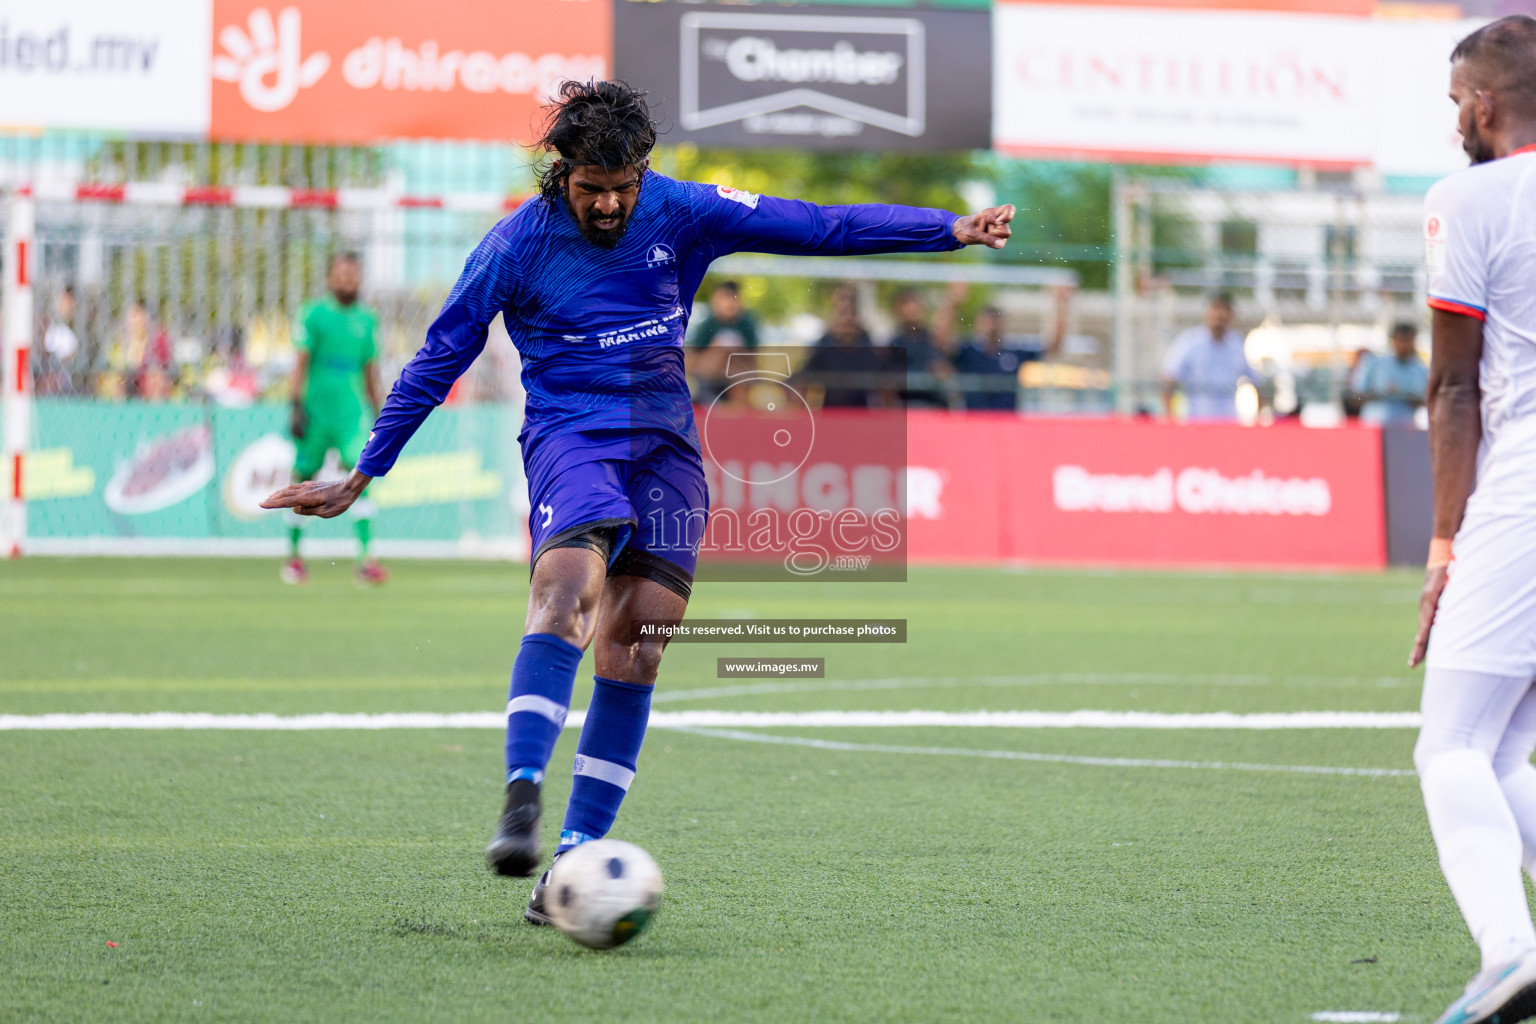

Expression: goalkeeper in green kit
xmin=282 ymin=252 xmax=388 ymax=586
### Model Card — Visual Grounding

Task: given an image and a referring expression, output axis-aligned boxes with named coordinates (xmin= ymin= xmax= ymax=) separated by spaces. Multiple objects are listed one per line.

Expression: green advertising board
xmin=25 ymin=400 xmax=525 ymax=555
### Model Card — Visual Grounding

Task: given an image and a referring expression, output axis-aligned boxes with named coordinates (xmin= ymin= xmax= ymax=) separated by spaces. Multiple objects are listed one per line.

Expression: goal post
xmin=2 ymin=188 xmax=33 ymax=559
xmin=20 ymin=180 xmax=531 ymax=560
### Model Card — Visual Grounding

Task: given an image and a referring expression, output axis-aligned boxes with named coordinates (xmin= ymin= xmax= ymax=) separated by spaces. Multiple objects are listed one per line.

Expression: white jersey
xmin=1425 ymin=146 xmax=1536 ymax=515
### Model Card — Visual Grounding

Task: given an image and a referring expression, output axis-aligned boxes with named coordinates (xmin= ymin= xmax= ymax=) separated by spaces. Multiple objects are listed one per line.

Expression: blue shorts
xmin=527 ymin=447 xmax=709 ymax=583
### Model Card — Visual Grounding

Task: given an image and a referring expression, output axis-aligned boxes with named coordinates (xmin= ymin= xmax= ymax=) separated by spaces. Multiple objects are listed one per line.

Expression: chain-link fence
xmin=11 ymin=137 xmax=1442 ymax=416
xmin=1112 ymin=178 xmax=1429 ymax=418
xmin=10 ymin=136 xmax=533 ymax=555
xmin=13 ymin=135 xmax=526 ymax=404
xmin=31 ymin=197 xmax=524 ymax=403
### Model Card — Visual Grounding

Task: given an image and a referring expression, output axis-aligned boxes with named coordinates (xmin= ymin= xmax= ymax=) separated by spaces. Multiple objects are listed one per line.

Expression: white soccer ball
xmin=547 ymin=839 xmax=663 ymax=949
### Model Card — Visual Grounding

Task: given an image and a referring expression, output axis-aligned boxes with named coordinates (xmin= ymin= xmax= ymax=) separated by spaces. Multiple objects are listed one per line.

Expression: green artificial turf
xmin=0 ymin=558 xmax=1473 ymax=1022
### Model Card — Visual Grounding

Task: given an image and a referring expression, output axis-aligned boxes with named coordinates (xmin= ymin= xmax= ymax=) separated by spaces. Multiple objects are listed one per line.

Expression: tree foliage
xmin=652 ymin=148 xmax=1189 ymax=319
xmin=654 ymin=145 xmax=991 ymax=325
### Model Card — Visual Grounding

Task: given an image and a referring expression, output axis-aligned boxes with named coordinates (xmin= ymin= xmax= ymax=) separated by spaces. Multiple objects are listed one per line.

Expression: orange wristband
xmin=1428 ymin=537 xmax=1454 ymax=569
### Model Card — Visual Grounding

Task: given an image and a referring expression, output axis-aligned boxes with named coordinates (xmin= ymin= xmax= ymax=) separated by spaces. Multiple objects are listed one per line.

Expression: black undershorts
xmin=537 ymin=524 xmax=693 ymax=601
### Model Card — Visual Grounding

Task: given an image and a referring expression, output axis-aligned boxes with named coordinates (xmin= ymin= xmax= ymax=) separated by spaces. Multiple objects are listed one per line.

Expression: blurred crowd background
xmin=19 ymin=138 xmax=1436 ymax=426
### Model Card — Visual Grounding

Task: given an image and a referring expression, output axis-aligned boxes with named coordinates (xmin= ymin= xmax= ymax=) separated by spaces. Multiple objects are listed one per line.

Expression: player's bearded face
xmin=581 ymin=204 xmax=630 ymax=248
xmin=1462 ymin=117 xmax=1496 ymax=165
xmin=566 ymin=163 xmax=646 ymax=249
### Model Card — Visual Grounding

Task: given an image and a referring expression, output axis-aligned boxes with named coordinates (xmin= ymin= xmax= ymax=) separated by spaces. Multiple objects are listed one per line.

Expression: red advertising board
xmin=210 ymin=0 xmax=611 ymax=143
xmin=697 ymin=407 xmax=908 ymax=581
xmin=903 ymin=414 xmax=1386 ymax=569
xmin=903 ymin=412 xmax=1009 ymax=565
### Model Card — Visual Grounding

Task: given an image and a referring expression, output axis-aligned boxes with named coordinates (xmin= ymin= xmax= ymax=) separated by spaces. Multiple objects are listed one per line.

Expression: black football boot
xmin=524 ymin=865 xmax=554 ymax=926
xmin=484 ymin=778 xmax=541 ymax=877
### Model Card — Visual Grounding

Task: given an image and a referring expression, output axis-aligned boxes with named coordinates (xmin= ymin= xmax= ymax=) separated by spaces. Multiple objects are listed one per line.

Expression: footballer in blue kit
xmin=263 ymin=81 xmax=1015 ymax=922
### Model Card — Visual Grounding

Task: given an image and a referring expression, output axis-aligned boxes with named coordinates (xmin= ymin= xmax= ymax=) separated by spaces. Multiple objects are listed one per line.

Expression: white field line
xmin=0 ymin=712 xmax=511 ymax=731
xmin=1310 ymin=1013 xmax=1402 ymax=1023
xmin=652 ymin=674 xmax=1414 ymax=703
xmin=0 ymin=709 xmax=1421 ymax=731
xmin=675 ymin=727 xmax=1417 ymax=778
xmin=657 ymin=710 xmax=1425 ymax=729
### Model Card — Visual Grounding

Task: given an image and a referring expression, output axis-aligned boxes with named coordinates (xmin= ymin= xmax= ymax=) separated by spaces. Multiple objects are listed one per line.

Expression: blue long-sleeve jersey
xmin=354 ymin=171 xmax=963 ymax=479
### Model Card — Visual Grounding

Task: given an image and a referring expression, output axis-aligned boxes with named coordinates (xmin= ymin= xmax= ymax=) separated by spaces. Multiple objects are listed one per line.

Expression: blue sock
xmin=504 ymin=633 xmax=583 ymax=785
xmin=558 ymin=676 xmax=653 ymax=852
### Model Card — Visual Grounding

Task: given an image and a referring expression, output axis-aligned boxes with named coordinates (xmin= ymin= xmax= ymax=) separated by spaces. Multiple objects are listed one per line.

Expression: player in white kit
xmin=1411 ymin=15 xmax=1536 ymax=1024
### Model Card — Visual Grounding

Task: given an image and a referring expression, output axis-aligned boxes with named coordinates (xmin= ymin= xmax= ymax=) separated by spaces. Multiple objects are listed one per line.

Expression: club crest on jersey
xmin=1425 ymin=211 xmax=1447 ymax=277
xmin=717 ymin=185 xmax=760 ymax=209
xmin=645 ymin=243 xmax=677 ymax=268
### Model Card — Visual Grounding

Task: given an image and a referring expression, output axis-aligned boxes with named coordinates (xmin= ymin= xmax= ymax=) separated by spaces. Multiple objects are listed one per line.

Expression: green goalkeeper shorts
xmin=292 ymin=416 xmax=369 ymax=481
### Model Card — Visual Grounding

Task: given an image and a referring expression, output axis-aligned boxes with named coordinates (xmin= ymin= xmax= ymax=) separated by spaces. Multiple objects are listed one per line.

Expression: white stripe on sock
xmin=572 ymin=755 xmax=635 ymax=791
xmin=506 ymin=695 xmax=568 ymax=727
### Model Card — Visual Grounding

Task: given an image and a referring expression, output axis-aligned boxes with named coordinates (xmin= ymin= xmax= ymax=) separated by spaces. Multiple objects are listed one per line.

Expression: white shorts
xmin=1427 ymin=510 xmax=1536 ymax=679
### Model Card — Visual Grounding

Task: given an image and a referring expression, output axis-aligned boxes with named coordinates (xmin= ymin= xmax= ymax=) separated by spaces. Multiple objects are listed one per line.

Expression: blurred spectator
xmin=1343 ymin=347 xmax=1374 ymax=420
xmin=939 ymin=284 xmax=1072 ymax=411
xmin=39 ymin=286 xmax=80 ymax=396
xmin=890 ymin=288 xmax=952 ymax=409
xmin=950 ymin=305 xmax=1025 ymax=411
xmin=1358 ymin=322 xmax=1428 ymax=426
xmin=687 ymin=280 xmax=760 ymax=404
xmin=101 ymin=299 xmax=174 ymax=402
xmin=1160 ymin=293 xmax=1258 ymax=423
xmin=203 ymin=328 xmax=262 ymax=407
xmin=796 ymin=284 xmax=894 ymax=409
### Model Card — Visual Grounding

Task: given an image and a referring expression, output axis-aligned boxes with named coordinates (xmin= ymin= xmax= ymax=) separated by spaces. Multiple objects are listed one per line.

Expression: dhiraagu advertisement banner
xmin=24 ymin=399 xmax=526 ymax=556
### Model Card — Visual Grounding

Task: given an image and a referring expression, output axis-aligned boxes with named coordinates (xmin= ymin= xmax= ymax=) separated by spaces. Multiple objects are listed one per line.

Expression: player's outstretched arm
xmin=951 ymin=205 xmax=1016 ymax=249
xmin=261 ymin=469 xmax=372 ymax=519
xmin=696 ymin=186 xmax=1014 ymax=260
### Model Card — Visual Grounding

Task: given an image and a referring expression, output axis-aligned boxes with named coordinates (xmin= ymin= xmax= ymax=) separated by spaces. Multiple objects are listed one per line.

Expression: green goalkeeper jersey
xmin=295 ymin=297 xmax=378 ymax=423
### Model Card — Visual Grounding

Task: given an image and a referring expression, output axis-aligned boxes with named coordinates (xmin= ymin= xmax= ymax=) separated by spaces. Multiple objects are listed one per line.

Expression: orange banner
xmin=210 ymin=0 xmax=612 ymax=143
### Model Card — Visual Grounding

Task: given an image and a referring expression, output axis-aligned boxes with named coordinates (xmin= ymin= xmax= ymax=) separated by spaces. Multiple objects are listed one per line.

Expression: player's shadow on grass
xmin=382 ymin=913 xmax=697 ymax=959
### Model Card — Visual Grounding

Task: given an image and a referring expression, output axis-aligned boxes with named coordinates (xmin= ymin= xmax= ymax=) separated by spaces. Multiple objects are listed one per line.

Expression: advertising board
xmin=209 ymin=0 xmax=611 ymax=143
xmin=903 ymin=414 xmax=1387 ymax=568
xmin=614 ymin=0 xmax=991 ymax=151
xmin=0 ymin=0 xmax=211 ymax=135
xmin=993 ymin=2 xmax=1480 ymax=174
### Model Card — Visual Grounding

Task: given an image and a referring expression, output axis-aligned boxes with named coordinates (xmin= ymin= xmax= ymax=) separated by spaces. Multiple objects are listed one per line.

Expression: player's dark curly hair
xmin=535 ymin=80 xmax=659 ymax=206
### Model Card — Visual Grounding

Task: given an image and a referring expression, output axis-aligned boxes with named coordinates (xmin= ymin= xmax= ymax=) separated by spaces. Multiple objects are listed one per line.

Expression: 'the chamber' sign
xmin=615 ymin=0 xmax=990 ymax=151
